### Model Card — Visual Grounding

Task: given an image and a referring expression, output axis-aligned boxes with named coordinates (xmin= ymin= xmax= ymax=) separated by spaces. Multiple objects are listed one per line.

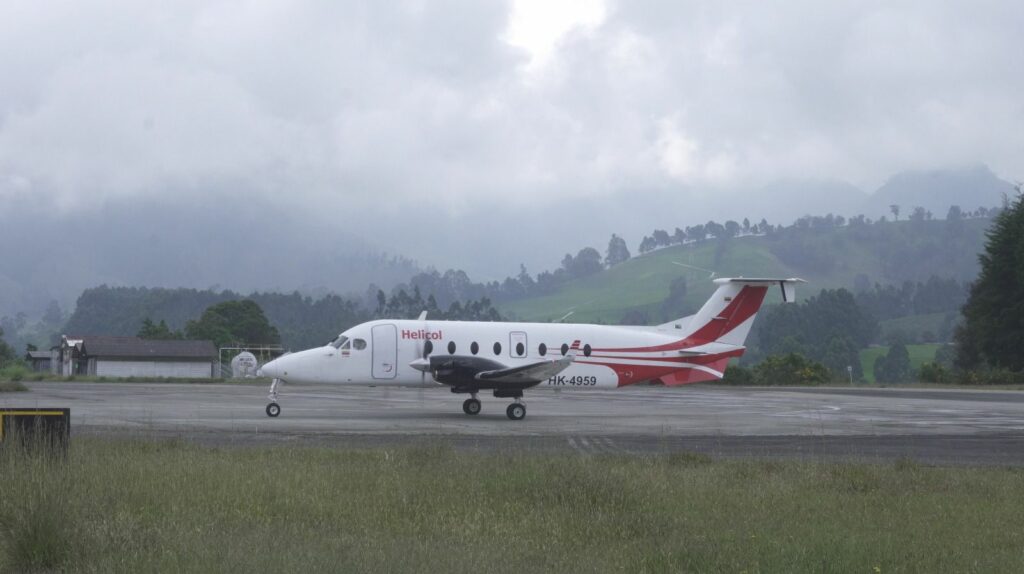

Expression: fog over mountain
xmin=1 ymin=1 xmax=1022 ymax=317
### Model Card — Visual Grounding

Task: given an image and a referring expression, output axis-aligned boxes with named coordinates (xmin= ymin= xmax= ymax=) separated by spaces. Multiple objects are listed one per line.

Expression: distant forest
xmin=383 ymin=204 xmax=997 ymax=312
xmin=3 ymin=203 xmax=1003 ymax=352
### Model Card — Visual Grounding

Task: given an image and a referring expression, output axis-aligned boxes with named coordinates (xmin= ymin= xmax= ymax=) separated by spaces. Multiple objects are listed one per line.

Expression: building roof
xmin=65 ymin=335 xmax=217 ymax=360
xmin=26 ymin=351 xmax=51 ymax=360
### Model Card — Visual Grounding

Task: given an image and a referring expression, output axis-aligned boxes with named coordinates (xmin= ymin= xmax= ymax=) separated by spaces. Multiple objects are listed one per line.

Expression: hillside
xmin=498 ymin=217 xmax=992 ymax=324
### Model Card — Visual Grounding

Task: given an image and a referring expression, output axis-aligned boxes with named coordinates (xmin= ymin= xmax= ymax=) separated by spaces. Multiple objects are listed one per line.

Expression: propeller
xmin=412 ymin=310 xmax=429 ymax=384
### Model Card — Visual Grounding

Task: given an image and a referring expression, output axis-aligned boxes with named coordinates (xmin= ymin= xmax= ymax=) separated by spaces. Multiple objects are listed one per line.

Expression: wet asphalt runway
xmin=4 ymin=382 xmax=1024 ymax=465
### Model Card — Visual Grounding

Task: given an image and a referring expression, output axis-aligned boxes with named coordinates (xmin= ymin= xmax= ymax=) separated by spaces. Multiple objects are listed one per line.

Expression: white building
xmin=57 ymin=335 xmax=217 ymax=378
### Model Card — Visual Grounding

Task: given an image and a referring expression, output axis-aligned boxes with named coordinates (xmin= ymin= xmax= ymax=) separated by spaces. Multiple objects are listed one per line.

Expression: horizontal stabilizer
xmin=713 ymin=277 xmax=805 ymax=303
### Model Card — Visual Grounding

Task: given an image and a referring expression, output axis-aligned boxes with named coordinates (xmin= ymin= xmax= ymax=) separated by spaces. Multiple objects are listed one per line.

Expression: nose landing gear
xmin=266 ymin=378 xmax=283 ymax=418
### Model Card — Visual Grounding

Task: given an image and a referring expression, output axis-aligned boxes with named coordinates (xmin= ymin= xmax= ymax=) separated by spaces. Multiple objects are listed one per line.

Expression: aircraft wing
xmin=475 ymin=340 xmax=580 ymax=384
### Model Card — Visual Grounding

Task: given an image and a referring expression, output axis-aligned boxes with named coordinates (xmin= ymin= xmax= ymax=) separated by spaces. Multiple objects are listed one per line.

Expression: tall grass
xmin=0 ymin=381 xmax=29 ymax=392
xmin=0 ymin=438 xmax=1022 ymax=572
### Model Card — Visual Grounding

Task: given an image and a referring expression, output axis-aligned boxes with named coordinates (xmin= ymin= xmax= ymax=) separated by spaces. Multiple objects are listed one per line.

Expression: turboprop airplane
xmin=257 ymin=277 xmax=804 ymax=420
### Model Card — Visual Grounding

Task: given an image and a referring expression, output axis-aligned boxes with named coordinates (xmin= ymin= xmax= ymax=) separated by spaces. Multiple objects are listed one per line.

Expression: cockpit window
xmin=330 ymin=336 xmax=349 ymax=349
xmin=353 ymin=339 xmax=367 ymax=350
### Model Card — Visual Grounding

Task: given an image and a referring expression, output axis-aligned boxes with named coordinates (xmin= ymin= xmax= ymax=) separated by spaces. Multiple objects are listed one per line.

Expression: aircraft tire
xmin=266 ymin=402 xmax=281 ymax=417
xmin=506 ymin=403 xmax=526 ymax=421
xmin=462 ymin=398 xmax=482 ymax=415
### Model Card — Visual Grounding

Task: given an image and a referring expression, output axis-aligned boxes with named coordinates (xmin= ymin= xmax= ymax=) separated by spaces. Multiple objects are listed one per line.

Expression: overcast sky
xmin=1 ymin=0 xmax=1022 ymax=276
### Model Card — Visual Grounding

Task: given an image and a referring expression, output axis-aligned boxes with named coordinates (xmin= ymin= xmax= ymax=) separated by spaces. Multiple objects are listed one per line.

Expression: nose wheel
xmin=266 ymin=378 xmax=283 ymax=417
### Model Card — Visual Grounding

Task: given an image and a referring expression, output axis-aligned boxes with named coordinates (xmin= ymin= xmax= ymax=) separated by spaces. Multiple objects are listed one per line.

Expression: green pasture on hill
xmin=859 ymin=343 xmax=942 ymax=383
xmin=499 ymin=237 xmax=797 ymax=324
xmin=497 ymin=218 xmax=991 ymax=325
xmin=2 ymin=438 xmax=1023 ymax=573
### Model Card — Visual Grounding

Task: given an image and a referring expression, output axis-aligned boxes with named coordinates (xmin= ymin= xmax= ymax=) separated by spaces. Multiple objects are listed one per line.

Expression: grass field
xmin=2 ymin=438 xmax=1023 ymax=572
xmin=878 ymin=312 xmax=954 ymax=342
xmin=0 ymin=381 xmax=28 ymax=392
xmin=859 ymin=344 xmax=941 ymax=383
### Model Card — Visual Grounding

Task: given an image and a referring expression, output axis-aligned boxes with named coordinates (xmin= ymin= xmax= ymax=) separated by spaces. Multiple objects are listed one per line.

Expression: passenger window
xmin=448 ymin=341 xmax=456 ymax=355
xmin=583 ymin=344 xmax=591 ymax=357
xmin=561 ymin=343 xmax=568 ymax=356
xmin=493 ymin=342 xmax=502 ymax=355
xmin=470 ymin=342 xmax=479 ymax=355
xmin=353 ymin=339 xmax=367 ymax=350
xmin=516 ymin=342 xmax=525 ymax=357
xmin=539 ymin=343 xmax=547 ymax=356
xmin=424 ymin=340 xmax=433 ymax=356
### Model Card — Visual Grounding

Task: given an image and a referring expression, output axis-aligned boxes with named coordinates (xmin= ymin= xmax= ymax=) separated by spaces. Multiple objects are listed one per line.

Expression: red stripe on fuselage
xmin=592 ymin=286 xmax=768 ymax=353
xmin=579 ymin=350 xmax=743 ymax=387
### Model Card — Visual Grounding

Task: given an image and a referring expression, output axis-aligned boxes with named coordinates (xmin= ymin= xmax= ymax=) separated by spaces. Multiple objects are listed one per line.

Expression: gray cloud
xmin=1 ymin=0 xmax=1022 ymax=283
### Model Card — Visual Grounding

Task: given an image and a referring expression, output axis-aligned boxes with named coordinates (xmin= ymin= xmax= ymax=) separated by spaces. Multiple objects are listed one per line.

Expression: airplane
xmin=257 ymin=277 xmax=804 ymax=420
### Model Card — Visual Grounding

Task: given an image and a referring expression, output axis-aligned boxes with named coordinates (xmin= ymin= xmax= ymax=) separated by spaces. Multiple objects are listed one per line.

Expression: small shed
xmin=25 ymin=350 xmax=54 ymax=373
xmin=58 ymin=335 xmax=217 ymax=378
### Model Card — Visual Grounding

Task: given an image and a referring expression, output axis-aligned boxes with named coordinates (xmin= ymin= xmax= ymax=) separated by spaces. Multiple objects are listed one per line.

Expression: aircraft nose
xmin=259 ymin=358 xmax=280 ymax=379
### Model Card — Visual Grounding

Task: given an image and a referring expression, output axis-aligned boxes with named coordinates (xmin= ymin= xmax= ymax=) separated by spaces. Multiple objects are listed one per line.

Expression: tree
xmin=571 ymin=247 xmax=603 ymax=277
xmin=660 ymin=277 xmax=689 ymax=321
xmin=0 ymin=326 xmax=14 ymax=365
xmin=138 ymin=318 xmax=182 ymax=340
xmin=749 ymin=288 xmax=877 ymax=380
xmin=705 ymin=221 xmax=725 ymax=239
xmin=889 ymin=204 xmax=901 ymax=221
xmin=185 ymin=300 xmax=280 ymax=348
xmin=652 ymin=229 xmax=671 ymax=247
xmin=638 ymin=236 xmax=657 ymax=254
xmin=874 ymin=342 xmax=911 ymax=383
xmin=672 ymin=227 xmax=687 ymax=245
xmin=724 ymin=220 xmax=740 ymax=239
xmin=605 ymin=234 xmax=631 ymax=267
xmin=955 ymin=189 xmax=1024 ymax=370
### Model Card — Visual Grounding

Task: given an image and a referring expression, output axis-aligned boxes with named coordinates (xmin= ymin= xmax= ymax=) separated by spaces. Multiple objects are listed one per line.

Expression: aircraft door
xmin=509 ymin=331 xmax=528 ymax=359
xmin=371 ymin=324 xmax=398 ymax=379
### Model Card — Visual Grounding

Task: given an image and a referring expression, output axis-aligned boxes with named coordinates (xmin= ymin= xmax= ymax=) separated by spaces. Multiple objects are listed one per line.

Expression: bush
xmin=954 ymin=369 xmax=1024 ymax=386
xmin=0 ymin=364 xmax=29 ymax=382
xmin=917 ymin=362 xmax=949 ymax=383
xmin=753 ymin=353 xmax=832 ymax=386
xmin=720 ymin=365 xmax=756 ymax=385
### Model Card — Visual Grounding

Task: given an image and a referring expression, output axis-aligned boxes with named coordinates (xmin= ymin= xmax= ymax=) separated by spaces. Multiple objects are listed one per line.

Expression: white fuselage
xmin=259 ymin=318 xmax=715 ymax=390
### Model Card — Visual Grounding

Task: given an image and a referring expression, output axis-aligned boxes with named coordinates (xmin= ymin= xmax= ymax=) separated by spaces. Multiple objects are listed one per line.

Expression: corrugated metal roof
xmin=26 ymin=351 xmax=52 ymax=360
xmin=65 ymin=335 xmax=217 ymax=359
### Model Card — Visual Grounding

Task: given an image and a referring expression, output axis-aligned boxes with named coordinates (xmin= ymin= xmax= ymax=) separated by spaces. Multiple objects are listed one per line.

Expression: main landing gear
xmin=462 ymin=394 xmax=482 ymax=415
xmin=266 ymin=378 xmax=282 ymax=418
xmin=506 ymin=401 xmax=526 ymax=421
xmin=456 ymin=388 xmax=527 ymax=420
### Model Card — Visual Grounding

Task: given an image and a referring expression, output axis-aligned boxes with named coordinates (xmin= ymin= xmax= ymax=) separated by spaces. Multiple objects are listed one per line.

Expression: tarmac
xmin=4 ymin=381 xmax=1024 ymax=465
